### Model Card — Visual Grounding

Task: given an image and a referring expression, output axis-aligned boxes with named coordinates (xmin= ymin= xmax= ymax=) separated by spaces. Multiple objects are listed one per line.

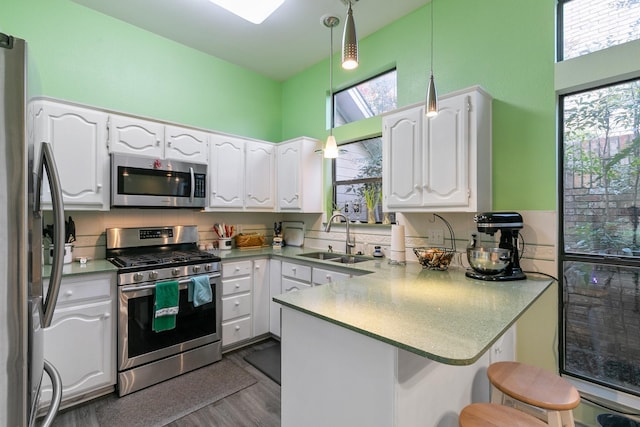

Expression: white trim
xmin=555 ymin=39 xmax=640 ymax=94
xmin=566 ymin=375 xmax=640 ymax=419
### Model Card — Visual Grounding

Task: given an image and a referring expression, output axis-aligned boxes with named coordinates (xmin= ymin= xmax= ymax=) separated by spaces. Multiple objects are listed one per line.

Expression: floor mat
xmin=244 ymin=343 xmax=281 ymax=385
xmin=93 ymin=359 xmax=257 ymax=427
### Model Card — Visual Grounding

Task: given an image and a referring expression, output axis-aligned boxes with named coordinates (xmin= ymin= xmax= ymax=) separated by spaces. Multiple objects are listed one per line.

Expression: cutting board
xmin=283 ymin=223 xmax=305 ymax=247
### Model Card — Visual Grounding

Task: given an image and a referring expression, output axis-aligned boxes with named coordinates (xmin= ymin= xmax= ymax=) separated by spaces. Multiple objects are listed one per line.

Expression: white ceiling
xmin=71 ymin=0 xmax=431 ymax=81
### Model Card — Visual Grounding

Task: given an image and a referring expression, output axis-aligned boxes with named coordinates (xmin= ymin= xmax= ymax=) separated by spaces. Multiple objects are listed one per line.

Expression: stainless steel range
xmin=106 ymin=225 xmax=222 ymax=396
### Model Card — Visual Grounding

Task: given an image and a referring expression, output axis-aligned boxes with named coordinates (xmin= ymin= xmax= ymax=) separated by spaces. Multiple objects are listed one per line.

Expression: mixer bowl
xmin=467 ymin=247 xmax=511 ymax=275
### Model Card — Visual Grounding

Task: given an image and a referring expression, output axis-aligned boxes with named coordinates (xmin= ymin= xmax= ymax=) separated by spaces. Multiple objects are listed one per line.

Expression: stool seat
xmin=459 ymin=403 xmax=548 ymax=427
xmin=487 ymin=362 xmax=580 ymax=411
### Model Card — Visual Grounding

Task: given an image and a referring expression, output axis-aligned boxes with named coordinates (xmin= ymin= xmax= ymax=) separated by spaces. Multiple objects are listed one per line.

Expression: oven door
xmin=118 ymin=274 xmax=221 ymax=371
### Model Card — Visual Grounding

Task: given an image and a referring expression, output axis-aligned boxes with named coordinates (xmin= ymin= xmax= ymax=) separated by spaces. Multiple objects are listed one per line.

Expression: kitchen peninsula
xmin=273 ymin=263 xmax=553 ymax=427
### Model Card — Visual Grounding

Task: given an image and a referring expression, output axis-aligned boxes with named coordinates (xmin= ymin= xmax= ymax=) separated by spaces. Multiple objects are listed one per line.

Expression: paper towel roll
xmin=390 ymin=225 xmax=406 ymax=263
xmin=391 ymin=225 xmax=405 ymax=252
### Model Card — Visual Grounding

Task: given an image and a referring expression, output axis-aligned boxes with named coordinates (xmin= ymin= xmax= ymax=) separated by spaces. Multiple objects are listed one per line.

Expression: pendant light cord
xmin=330 ymin=23 xmax=334 ymax=135
xmin=430 ymin=0 xmax=434 ymax=75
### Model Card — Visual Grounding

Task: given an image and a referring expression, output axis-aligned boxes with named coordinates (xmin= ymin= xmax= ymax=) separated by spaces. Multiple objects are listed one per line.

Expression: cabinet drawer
xmin=312 ymin=267 xmax=351 ymax=286
xmin=222 ymin=317 xmax=252 ymax=347
xmin=222 ymin=260 xmax=252 ymax=278
xmin=281 ymin=262 xmax=311 ymax=282
xmin=222 ymin=276 xmax=252 ymax=296
xmin=45 ymin=274 xmax=113 ymax=306
xmin=222 ymin=293 xmax=252 ymax=320
xmin=282 ymin=277 xmax=311 ymax=293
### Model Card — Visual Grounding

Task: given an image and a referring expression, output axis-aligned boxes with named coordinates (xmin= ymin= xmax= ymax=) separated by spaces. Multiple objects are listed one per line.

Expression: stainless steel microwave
xmin=111 ymin=153 xmax=207 ymax=208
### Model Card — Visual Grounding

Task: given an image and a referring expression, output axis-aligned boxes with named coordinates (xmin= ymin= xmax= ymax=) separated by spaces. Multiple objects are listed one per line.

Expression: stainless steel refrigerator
xmin=0 ymin=32 xmax=67 ymax=427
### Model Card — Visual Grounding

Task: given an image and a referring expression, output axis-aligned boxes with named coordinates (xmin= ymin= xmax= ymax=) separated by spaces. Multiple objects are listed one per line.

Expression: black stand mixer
xmin=465 ymin=212 xmax=526 ymax=281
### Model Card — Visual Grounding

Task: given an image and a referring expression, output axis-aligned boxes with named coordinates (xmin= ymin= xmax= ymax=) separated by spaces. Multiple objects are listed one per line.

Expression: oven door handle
xmin=120 ymin=274 xmax=220 ymax=293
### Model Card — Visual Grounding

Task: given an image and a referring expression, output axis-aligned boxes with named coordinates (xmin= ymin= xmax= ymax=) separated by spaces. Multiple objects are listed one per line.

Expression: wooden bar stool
xmin=459 ymin=403 xmax=548 ymax=426
xmin=487 ymin=361 xmax=581 ymax=427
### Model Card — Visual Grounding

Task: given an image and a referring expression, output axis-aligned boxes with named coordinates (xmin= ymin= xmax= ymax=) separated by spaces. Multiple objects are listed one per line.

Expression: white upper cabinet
xmin=276 ymin=137 xmax=323 ymax=212
xmin=245 ymin=141 xmax=275 ymax=210
xmin=31 ymin=99 xmax=110 ymax=210
xmin=108 ymin=116 xmax=209 ymax=164
xmin=209 ymin=134 xmax=245 ymax=208
xmin=107 ymin=115 xmax=164 ymax=158
xmin=209 ymin=135 xmax=276 ymax=210
xmin=382 ymin=86 xmax=492 ymax=212
xmin=165 ymin=125 xmax=209 ymax=164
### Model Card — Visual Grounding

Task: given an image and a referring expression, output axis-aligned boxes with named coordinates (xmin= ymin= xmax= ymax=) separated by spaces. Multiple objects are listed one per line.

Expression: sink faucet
xmin=325 ymin=213 xmax=355 ymax=255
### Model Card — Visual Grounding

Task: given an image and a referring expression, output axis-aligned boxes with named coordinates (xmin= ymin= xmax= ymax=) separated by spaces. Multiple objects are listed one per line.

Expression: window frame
xmin=557 ymin=0 xmax=640 ymax=410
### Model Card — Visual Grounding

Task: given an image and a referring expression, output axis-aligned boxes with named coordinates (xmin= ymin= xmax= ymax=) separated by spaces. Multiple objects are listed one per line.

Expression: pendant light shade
xmin=341 ymin=2 xmax=358 ymax=70
xmin=323 ymin=15 xmax=340 ymax=159
xmin=324 ymin=135 xmax=339 ymax=158
xmin=425 ymin=0 xmax=438 ymax=117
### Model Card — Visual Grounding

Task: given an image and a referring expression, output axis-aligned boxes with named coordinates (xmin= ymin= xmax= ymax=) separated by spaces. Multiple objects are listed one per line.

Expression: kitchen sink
xmin=297 ymin=251 xmax=342 ymax=261
xmin=329 ymin=255 xmax=371 ymax=264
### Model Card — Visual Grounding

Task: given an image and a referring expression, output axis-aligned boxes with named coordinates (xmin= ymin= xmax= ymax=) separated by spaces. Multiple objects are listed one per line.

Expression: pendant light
xmin=425 ymin=0 xmax=438 ymax=117
xmin=323 ymin=15 xmax=339 ymax=159
xmin=341 ymin=1 xmax=358 ymax=70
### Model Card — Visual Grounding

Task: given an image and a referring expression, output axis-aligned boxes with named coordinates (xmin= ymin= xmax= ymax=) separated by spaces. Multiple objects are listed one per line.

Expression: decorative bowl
xmin=413 ymin=247 xmax=455 ymax=270
xmin=466 ymin=247 xmax=511 ymax=275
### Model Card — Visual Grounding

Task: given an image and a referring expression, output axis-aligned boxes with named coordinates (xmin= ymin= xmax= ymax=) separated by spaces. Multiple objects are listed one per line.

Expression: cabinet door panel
xmin=40 ymin=300 xmax=114 ymax=404
xmin=424 ymin=94 xmax=469 ymax=207
xmin=245 ymin=142 xmax=275 ymax=209
xmin=165 ymin=125 xmax=208 ymax=164
xmin=383 ymin=108 xmax=423 ymax=208
xmin=209 ymin=135 xmax=244 ymax=208
xmin=252 ymin=259 xmax=270 ymax=336
xmin=277 ymin=143 xmax=302 ymax=210
xmin=108 ymin=115 xmax=164 ymax=158
xmin=33 ymin=101 xmax=109 ymax=209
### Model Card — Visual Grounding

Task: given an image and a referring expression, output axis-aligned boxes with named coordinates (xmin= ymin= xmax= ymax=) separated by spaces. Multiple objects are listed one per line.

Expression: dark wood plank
xmin=51 ymin=339 xmax=281 ymax=427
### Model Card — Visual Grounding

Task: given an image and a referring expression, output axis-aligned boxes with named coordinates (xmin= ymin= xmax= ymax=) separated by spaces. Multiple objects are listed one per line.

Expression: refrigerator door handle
xmin=39 ymin=359 xmax=62 ymax=427
xmin=37 ymin=142 xmax=65 ymax=328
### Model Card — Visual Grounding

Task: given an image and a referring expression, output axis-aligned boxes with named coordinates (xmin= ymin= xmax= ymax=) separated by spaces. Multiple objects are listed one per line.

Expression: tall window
xmin=333 ymin=69 xmax=397 ymax=127
xmin=332 ymin=137 xmax=384 ymax=223
xmin=559 ymin=0 xmax=640 ymax=407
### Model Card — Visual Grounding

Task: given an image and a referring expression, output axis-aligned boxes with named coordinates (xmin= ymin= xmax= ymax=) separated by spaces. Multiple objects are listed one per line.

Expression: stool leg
xmin=490 ymin=387 xmax=505 ymax=405
xmin=546 ymin=410 xmax=563 ymax=427
xmin=560 ymin=410 xmax=575 ymax=427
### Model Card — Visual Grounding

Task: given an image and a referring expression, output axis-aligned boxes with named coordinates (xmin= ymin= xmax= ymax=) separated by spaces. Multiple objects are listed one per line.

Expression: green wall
xmin=2 ymin=0 xmax=282 ymax=141
xmin=283 ymin=0 xmax=557 ymax=211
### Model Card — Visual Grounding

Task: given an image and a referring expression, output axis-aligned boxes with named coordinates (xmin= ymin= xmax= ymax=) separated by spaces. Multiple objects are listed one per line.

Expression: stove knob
xmin=149 ymin=271 xmax=158 ymax=280
xmin=133 ymin=272 xmax=144 ymax=282
xmin=172 ymin=268 xmax=180 ymax=276
xmin=193 ymin=265 xmax=201 ymax=273
xmin=204 ymin=264 xmax=211 ymax=272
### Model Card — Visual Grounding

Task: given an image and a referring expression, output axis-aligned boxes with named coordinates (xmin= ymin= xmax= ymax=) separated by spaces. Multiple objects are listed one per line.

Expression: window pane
xmin=563 ymin=261 xmax=640 ymax=396
xmin=563 ymin=79 xmax=640 ymax=257
xmin=334 ymin=70 xmax=397 ymax=127
xmin=333 ymin=137 xmax=384 ymax=223
xmin=562 ymin=0 xmax=640 ymax=60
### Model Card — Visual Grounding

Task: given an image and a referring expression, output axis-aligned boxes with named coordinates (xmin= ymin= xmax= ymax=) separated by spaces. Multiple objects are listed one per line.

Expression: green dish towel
xmin=152 ymin=280 xmax=179 ymax=332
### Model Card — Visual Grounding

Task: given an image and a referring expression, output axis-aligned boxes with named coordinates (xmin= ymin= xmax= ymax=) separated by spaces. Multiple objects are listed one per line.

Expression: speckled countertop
xmin=271 ymin=252 xmax=554 ymax=366
xmin=50 ymin=246 xmax=552 ymax=366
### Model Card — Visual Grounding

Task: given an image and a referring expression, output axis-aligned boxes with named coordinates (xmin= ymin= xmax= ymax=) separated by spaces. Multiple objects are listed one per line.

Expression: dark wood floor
xmin=50 ymin=339 xmax=281 ymax=427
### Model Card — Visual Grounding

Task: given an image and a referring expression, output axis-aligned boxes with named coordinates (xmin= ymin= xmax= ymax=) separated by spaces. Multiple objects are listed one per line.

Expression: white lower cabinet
xmin=312 ymin=267 xmax=351 ymax=286
xmin=221 ymin=258 xmax=269 ymax=348
xmin=40 ymin=273 xmax=115 ymax=407
xmin=269 ymin=259 xmax=282 ymax=337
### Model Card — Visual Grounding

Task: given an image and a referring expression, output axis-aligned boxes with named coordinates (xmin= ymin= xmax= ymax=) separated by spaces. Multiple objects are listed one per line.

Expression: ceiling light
xmin=342 ymin=1 xmax=358 ymax=70
xmin=208 ymin=0 xmax=285 ymax=24
xmin=323 ymin=15 xmax=340 ymax=159
xmin=425 ymin=0 xmax=438 ymax=117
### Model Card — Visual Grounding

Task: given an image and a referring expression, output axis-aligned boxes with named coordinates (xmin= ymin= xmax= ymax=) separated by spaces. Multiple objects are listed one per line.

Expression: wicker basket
xmin=235 ymin=233 xmax=265 ymax=248
xmin=414 ymin=214 xmax=457 ymax=270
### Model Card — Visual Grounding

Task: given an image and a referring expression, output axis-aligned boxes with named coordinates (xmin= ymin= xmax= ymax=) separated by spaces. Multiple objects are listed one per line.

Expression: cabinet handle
xmin=255 ymin=265 xmax=260 ymax=270
xmin=64 ymin=290 xmax=73 ymax=297
xmin=167 ymin=141 xmax=172 ymax=146
xmin=235 ymin=325 xmax=240 ymax=331
xmin=156 ymin=139 xmax=161 ymax=146
xmin=235 ymin=266 xmax=240 ymax=271
xmin=103 ymin=313 xmax=110 ymax=319
xmin=326 ymin=274 xmax=331 ymax=281
xmin=235 ymin=283 xmax=240 ymax=288
xmin=235 ymin=301 xmax=240 ymax=306
xmin=292 ymin=267 xmax=296 ymax=272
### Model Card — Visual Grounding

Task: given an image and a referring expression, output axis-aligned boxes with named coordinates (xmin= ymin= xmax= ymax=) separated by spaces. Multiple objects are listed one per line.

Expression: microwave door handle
xmin=190 ymin=167 xmax=195 ymax=203
xmin=40 ymin=143 xmax=66 ymax=328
